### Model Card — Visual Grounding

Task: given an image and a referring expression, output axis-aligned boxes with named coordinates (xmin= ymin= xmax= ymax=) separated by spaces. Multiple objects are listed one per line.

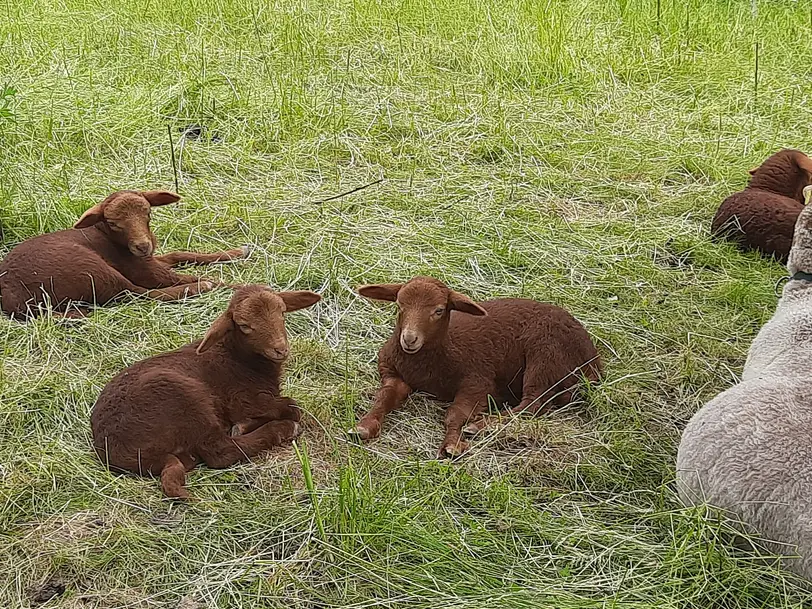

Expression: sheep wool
xmin=677 ymin=186 xmax=812 ymax=580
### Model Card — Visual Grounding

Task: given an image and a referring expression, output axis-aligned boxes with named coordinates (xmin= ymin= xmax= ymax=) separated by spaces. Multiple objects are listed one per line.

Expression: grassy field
xmin=1 ymin=0 xmax=812 ymax=606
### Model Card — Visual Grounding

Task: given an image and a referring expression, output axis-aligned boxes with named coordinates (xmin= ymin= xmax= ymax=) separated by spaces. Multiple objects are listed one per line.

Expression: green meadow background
xmin=1 ymin=0 xmax=811 ymax=606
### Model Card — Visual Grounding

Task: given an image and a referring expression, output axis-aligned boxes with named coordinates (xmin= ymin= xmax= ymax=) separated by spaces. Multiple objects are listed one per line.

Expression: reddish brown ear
xmin=279 ymin=290 xmax=321 ymax=312
xmin=448 ymin=290 xmax=487 ymax=316
xmin=73 ymin=204 xmax=105 ymax=229
xmin=796 ymin=154 xmax=812 ymax=174
xmin=196 ymin=312 xmax=232 ymax=354
xmin=357 ymin=284 xmax=403 ymax=302
xmin=141 ymin=190 xmax=181 ymax=207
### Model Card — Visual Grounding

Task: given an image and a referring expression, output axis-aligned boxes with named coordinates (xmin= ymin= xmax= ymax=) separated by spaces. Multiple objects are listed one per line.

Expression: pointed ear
xmin=357 ymin=284 xmax=403 ymax=302
xmin=73 ymin=204 xmax=105 ymax=229
xmin=141 ymin=190 xmax=181 ymax=207
xmin=448 ymin=290 xmax=487 ymax=316
xmin=279 ymin=290 xmax=321 ymax=312
xmin=196 ymin=312 xmax=232 ymax=354
xmin=748 ymin=166 xmax=758 ymax=176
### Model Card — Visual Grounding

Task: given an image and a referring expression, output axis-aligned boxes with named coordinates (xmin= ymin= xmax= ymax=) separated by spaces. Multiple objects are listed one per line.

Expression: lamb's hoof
xmin=347 ymin=425 xmax=372 ymax=442
xmin=229 ymin=424 xmax=243 ymax=437
xmin=55 ymin=308 xmax=89 ymax=320
xmin=292 ymin=422 xmax=302 ymax=438
xmin=463 ymin=420 xmax=486 ymax=437
xmin=168 ymin=489 xmax=193 ymax=502
xmin=437 ymin=440 xmax=469 ymax=460
xmin=198 ymin=281 xmax=216 ymax=292
xmin=240 ymin=244 xmax=254 ymax=258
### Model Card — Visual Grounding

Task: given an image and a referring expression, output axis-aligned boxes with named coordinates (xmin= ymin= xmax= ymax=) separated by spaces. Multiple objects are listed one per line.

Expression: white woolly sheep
xmin=678 ymin=185 xmax=812 ymax=580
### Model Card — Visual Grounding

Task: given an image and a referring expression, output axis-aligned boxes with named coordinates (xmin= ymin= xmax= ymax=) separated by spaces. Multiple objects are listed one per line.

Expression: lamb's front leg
xmin=125 ymin=259 xmax=221 ymax=292
xmin=350 ymin=375 xmax=411 ymax=440
xmin=229 ymin=396 xmax=301 ymax=436
xmin=155 ymin=246 xmax=250 ymax=267
xmin=198 ymin=420 xmax=302 ymax=470
xmin=439 ymin=383 xmax=494 ymax=459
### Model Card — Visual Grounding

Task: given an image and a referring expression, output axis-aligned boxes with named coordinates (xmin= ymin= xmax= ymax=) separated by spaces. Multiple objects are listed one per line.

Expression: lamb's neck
xmin=222 ymin=336 xmax=283 ymax=381
xmin=86 ymin=224 xmax=131 ymax=256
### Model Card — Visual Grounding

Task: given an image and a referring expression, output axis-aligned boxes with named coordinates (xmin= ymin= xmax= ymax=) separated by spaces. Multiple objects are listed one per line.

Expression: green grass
xmin=1 ymin=0 xmax=812 ymax=606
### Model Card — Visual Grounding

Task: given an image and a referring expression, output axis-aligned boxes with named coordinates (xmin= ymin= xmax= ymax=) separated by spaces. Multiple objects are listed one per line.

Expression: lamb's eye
xmin=107 ymin=221 xmax=118 ymax=229
xmin=238 ymin=323 xmax=253 ymax=334
xmin=434 ymin=307 xmax=445 ymax=316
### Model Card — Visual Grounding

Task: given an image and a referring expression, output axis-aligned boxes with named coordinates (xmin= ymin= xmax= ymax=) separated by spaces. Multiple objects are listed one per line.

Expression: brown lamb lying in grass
xmin=351 ymin=276 xmax=602 ymax=458
xmin=0 ymin=189 xmax=248 ymax=319
xmin=91 ymin=284 xmax=321 ymax=499
xmin=712 ymin=149 xmax=812 ymax=262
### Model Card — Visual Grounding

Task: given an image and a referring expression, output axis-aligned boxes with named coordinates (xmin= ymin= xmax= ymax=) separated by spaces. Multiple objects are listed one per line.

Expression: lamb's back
xmin=448 ymin=299 xmax=590 ymax=351
xmin=711 ymin=189 xmax=801 ymax=261
xmin=0 ymin=229 xmax=98 ymax=272
xmin=90 ymin=344 xmax=206 ymax=436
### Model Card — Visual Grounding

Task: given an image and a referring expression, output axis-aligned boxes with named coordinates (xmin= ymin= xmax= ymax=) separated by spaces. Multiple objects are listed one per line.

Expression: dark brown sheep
xmin=352 ymin=276 xmax=602 ymax=458
xmin=0 ymin=190 xmax=247 ymax=319
xmin=91 ymin=284 xmax=321 ymax=499
xmin=711 ymin=149 xmax=812 ymax=262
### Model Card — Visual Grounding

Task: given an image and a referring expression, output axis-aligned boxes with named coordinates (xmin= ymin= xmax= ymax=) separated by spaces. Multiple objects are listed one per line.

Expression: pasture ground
xmin=1 ymin=0 xmax=812 ymax=606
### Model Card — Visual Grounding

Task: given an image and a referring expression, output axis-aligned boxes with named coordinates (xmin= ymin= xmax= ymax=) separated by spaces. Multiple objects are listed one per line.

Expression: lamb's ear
xmin=141 ymin=190 xmax=181 ymax=207
xmin=797 ymin=154 xmax=812 ymax=174
xmin=73 ymin=204 xmax=105 ymax=228
xmin=196 ymin=312 xmax=232 ymax=354
xmin=448 ymin=291 xmax=487 ymax=316
xmin=357 ymin=284 xmax=403 ymax=302
xmin=280 ymin=290 xmax=321 ymax=312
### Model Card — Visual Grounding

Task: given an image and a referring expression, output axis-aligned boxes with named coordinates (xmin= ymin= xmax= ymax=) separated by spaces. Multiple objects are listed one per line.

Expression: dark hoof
xmin=437 ymin=440 xmax=469 ymax=460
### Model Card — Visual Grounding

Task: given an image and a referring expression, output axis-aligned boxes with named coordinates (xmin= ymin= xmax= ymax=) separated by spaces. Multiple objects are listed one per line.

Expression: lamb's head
xmin=357 ymin=276 xmax=486 ymax=354
xmin=787 ymin=186 xmax=812 ymax=275
xmin=748 ymin=149 xmax=812 ymax=203
xmin=73 ymin=190 xmax=180 ymax=257
xmin=196 ymin=285 xmax=321 ymax=362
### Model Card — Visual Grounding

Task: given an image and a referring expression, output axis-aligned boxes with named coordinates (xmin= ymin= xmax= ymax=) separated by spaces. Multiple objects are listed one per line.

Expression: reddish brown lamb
xmin=0 ymin=189 xmax=247 ymax=319
xmin=711 ymin=149 xmax=812 ymax=262
xmin=352 ymin=276 xmax=602 ymax=458
xmin=91 ymin=284 xmax=321 ymax=499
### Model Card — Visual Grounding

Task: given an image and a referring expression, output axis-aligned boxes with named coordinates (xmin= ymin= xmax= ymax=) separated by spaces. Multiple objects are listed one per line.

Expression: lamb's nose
xmin=402 ymin=333 xmax=418 ymax=347
xmin=273 ymin=346 xmax=289 ymax=359
xmin=133 ymin=242 xmax=152 ymax=256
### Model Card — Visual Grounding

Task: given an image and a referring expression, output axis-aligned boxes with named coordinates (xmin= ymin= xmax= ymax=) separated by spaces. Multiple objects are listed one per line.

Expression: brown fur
xmin=353 ymin=276 xmax=602 ymax=458
xmin=91 ymin=285 xmax=321 ymax=499
xmin=0 ymin=190 xmax=248 ymax=319
xmin=712 ymin=149 xmax=812 ymax=262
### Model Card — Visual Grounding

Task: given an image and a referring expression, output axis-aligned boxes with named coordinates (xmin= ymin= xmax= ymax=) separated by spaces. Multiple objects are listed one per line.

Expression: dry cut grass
xmin=1 ymin=0 xmax=812 ymax=607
